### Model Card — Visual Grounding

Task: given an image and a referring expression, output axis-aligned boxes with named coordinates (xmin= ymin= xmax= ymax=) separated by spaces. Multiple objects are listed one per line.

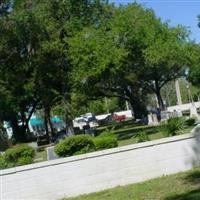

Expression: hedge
xmin=93 ymin=131 xmax=118 ymax=150
xmin=0 ymin=144 xmax=35 ymax=169
xmin=55 ymin=134 xmax=95 ymax=157
xmin=55 ymin=131 xmax=118 ymax=157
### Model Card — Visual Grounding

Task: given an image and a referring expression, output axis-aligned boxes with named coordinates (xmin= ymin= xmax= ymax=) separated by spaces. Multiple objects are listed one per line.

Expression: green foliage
xmin=0 ymin=144 xmax=35 ymax=169
xmin=188 ymin=44 xmax=200 ymax=87
xmin=133 ymin=132 xmax=150 ymax=143
xmin=185 ymin=117 xmax=196 ymax=127
xmin=55 ymin=130 xmax=119 ymax=157
xmin=73 ymin=145 xmax=95 ymax=156
xmin=16 ymin=156 xmax=34 ymax=166
xmin=0 ymin=0 xmax=110 ymax=142
xmin=0 ymin=124 xmax=9 ymax=151
xmin=0 ymin=0 xmax=195 ymax=144
xmin=55 ymin=135 xmax=95 ymax=157
xmin=4 ymin=144 xmax=35 ymax=167
xmin=163 ymin=117 xmax=184 ymax=137
xmin=0 ymin=154 xmax=8 ymax=169
xmin=93 ymin=130 xmax=118 ymax=150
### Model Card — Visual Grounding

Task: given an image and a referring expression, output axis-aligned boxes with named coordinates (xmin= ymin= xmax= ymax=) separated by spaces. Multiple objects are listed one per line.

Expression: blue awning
xmin=51 ymin=116 xmax=62 ymax=123
xmin=30 ymin=118 xmax=44 ymax=126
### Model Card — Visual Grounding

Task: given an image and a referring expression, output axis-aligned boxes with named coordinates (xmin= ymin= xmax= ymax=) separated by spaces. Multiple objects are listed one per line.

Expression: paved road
xmin=46 ymin=146 xmax=59 ymax=160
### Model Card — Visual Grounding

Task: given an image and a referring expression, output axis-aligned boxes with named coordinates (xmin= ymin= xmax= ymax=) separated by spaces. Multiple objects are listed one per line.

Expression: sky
xmin=109 ymin=0 xmax=200 ymax=43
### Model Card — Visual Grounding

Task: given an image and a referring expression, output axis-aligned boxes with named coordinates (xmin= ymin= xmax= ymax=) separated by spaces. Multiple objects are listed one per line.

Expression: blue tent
xmin=29 ymin=116 xmax=62 ymax=126
xmin=51 ymin=116 xmax=62 ymax=123
xmin=29 ymin=118 xmax=44 ymax=126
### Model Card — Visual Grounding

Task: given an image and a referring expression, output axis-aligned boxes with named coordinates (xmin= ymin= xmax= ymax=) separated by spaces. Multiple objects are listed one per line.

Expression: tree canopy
xmin=0 ymin=1 xmax=197 ymax=142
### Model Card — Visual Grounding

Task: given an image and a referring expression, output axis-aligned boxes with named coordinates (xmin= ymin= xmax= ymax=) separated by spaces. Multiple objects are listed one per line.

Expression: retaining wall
xmin=1 ymin=131 xmax=200 ymax=200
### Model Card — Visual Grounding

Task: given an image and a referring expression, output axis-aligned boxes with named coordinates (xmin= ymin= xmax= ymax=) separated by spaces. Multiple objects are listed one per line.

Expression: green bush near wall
xmin=133 ymin=132 xmax=150 ymax=143
xmin=0 ymin=144 xmax=35 ymax=169
xmin=93 ymin=131 xmax=118 ymax=150
xmin=55 ymin=130 xmax=118 ymax=157
xmin=163 ymin=117 xmax=184 ymax=137
xmin=184 ymin=117 xmax=196 ymax=127
xmin=55 ymin=135 xmax=95 ymax=157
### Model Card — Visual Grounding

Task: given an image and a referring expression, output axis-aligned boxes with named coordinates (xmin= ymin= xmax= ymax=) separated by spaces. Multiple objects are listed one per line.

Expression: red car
xmin=112 ymin=114 xmax=126 ymax=122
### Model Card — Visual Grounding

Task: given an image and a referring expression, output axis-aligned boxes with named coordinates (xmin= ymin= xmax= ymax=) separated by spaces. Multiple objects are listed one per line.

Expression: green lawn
xmin=34 ymin=150 xmax=47 ymax=162
xmin=63 ymin=167 xmax=200 ymax=200
xmin=118 ymin=126 xmax=194 ymax=147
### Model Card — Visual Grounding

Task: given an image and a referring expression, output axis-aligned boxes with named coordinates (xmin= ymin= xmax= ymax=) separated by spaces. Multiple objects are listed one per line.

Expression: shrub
xmin=4 ymin=144 xmax=35 ymax=167
xmin=73 ymin=145 xmax=95 ymax=155
xmin=0 ymin=133 xmax=9 ymax=151
xmin=185 ymin=117 xmax=196 ymax=127
xmin=93 ymin=130 xmax=118 ymax=150
xmin=133 ymin=132 xmax=150 ymax=143
xmin=0 ymin=154 xmax=8 ymax=169
xmin=55 ymin=134 xmax=95 ymax=157
xmin=163 ymin=117 xmax=184 ymax=137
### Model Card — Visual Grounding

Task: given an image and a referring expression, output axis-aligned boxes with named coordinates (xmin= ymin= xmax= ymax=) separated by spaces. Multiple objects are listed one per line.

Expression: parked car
xmin=112 ymin=114 xmax=126 ymax=122
xmin=96 ymin=114 xmax=113 ymax=125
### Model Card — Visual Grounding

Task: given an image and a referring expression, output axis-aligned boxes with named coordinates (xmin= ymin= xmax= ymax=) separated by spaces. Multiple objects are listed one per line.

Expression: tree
xmin=142 ymin=26 xmax=190 ymax=110
xmin=0 ymin=5 xmax=45 ymax=141
xmin=110 ymin=4 xmax=190 ymax=111
xmin=188 ymin=42 xmax=200 ymax=88
xmin=0 ymin=0 xmax=12 ymax=16
xmin=0 ymin=0 xmax=111 ymax=142
xmin=69 ymin=3 xmax=190 ymax=117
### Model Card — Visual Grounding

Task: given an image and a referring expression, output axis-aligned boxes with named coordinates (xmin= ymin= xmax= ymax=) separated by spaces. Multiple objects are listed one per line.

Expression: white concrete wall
xmin=167 ymin=101 xmax=200 ymax=112
xmin=1 ymin=132 xmax=200 ymax=200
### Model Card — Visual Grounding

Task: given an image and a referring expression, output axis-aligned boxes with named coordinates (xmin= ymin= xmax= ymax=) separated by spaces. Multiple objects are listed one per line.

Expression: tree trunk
xmin=64 ymin=110 xmax=74 ymax=136
xmin=155 ymin=80 xmax=165 ymax=111
xmin=24 ymin=100 xmax=38 ymax=134
xmin=44 ymin=106 xmax=54 ymax=143
xmin=67 ymin=120 xmax=74 ymax=136
xmin=125 ymin=88 xmax=147 ymax=119
xmin=44 ymin=111 xmax=50 ymax=143
xmin=10 ymin=116 xmax=26 ymax=142
xmin=129 ymin=98 xmax=147 ymax=119
xmin=48 ymin=115 xmax=54 ymax=138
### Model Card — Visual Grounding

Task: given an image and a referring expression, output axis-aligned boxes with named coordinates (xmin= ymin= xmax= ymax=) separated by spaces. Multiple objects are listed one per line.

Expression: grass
xmin=63 ymin=166 xmax=200 ymax=200
xmin=34 ymin=150 xmax=47 ymax=162
xmin=118 ymin=126 xmax=194 ymax=147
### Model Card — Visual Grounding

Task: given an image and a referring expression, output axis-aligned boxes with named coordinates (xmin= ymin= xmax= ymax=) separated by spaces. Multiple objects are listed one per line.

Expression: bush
xmin=0 ymin=154 xmax=8 ymax=169
xmin=163 ymin=117 xmax=184 ymax=137
xmin=185 ymin=117 xmax=196 ymax=127
xmin=55 ymin=135 xmax=95 ymax=157
xmin=93 ymin=130 xmax=118 ymax=150
xmin=0 ymin=127 xmax=9 ymax=151
xmin=4 ymin=144 xmax=35 ymax=167
xmin=133 ymin=132 xmax=150 ymax=143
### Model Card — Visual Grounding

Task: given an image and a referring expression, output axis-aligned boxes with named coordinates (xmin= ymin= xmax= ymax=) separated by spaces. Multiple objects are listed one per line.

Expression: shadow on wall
xmin=166 ymin=127 xmax=200 ymax=200
xmin=189 ymin=125 xmax=200 ymax=167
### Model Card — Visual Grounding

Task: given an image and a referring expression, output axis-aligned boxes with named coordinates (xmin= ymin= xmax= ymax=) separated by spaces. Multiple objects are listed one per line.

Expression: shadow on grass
xmin=117 ymin=126 xmax=161 ymax=140
xmin=165 ymin=170 xmax=200 ymax=200
xmin=184 ymin=170 xmax=200 ymax=185
xmin=164 ymin=189 xmax=200 ymax=200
